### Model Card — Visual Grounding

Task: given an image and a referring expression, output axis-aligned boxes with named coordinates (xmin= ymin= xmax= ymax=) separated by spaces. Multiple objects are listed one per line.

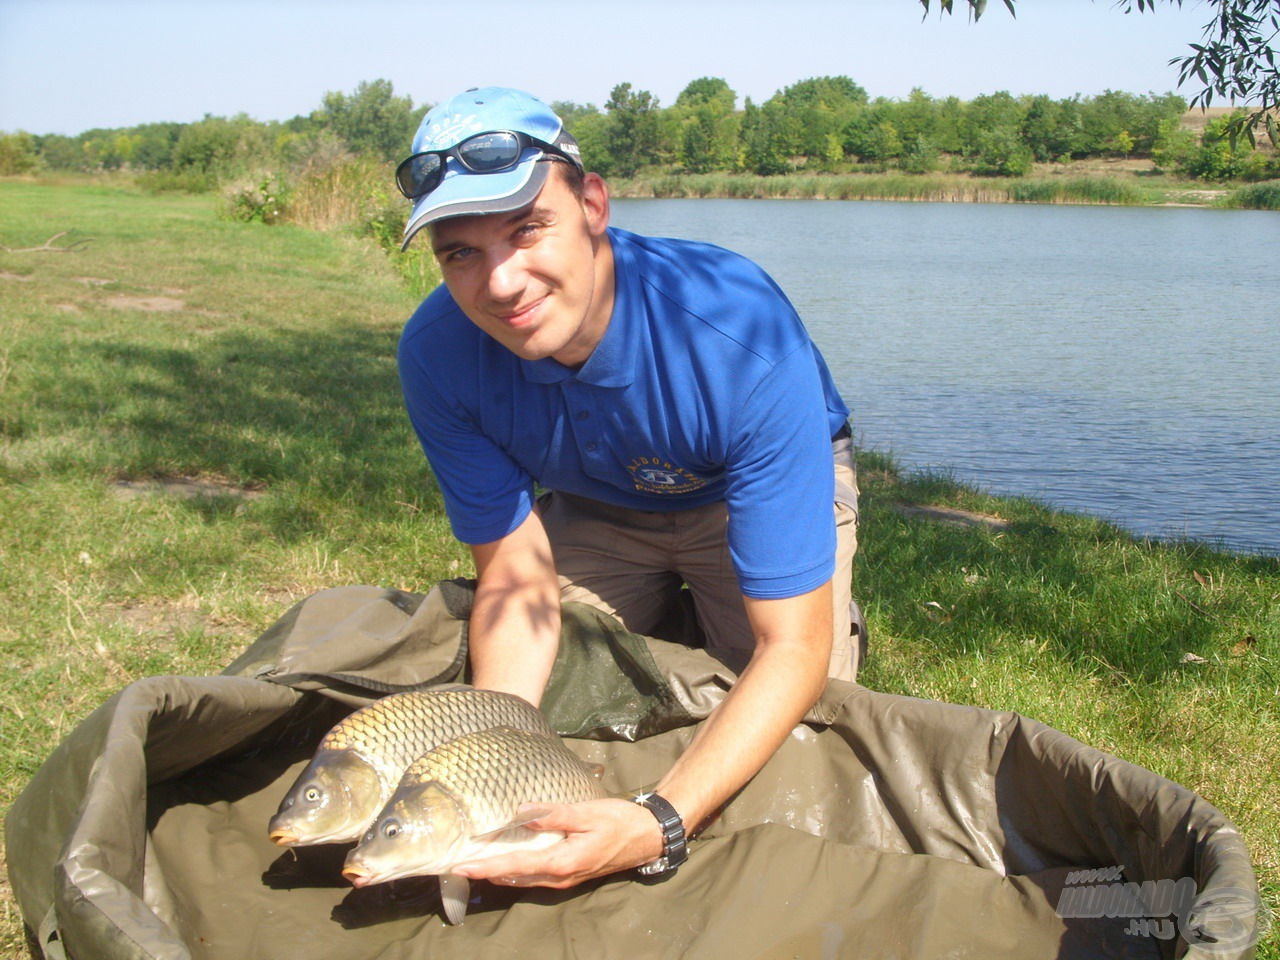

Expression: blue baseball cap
xmin=400 ymin=87 xmax=581 ymax=250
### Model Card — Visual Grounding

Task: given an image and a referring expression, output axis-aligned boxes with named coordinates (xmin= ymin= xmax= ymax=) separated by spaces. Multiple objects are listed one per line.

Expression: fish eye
xmin=304 ymin=786 xmax=322 ymax=803
xmin=381 ymin=819 xmax=401 ymax=839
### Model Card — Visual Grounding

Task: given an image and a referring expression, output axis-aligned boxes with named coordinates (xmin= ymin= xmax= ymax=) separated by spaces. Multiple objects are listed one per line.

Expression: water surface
xmin=611 ymin=198 xmax=1280 ymax=555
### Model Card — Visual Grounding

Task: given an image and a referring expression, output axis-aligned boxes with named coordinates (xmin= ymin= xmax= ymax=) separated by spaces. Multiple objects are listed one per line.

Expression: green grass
xmin=1 ymin=178 xmax=1277 ymax=958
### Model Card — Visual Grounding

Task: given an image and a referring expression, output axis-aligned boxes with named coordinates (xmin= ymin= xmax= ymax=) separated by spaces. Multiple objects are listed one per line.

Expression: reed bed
xmin=616 ymin=171 xmax=1182 ymax=206
xmin=1225 ymin=179 xmax=1280 ymax=210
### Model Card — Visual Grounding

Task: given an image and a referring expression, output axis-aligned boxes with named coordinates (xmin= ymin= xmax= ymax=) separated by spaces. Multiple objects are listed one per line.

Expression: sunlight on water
xmin=612 ymin=198 xmax=1280 ymax=555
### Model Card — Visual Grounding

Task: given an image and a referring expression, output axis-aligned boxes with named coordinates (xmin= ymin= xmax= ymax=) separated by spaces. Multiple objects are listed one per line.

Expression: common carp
xmin=341 ymin=725 xmax=606 ymax=924
xmin=267 ymin=687 xmax=553 ymax=847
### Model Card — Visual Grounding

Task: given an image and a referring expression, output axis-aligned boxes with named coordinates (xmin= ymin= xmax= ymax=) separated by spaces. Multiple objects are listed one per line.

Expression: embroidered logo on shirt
xmin=627 ymin=457 xmax=709 ymax=495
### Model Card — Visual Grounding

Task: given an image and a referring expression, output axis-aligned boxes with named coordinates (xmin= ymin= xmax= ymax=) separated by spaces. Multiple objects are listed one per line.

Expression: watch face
xmin=637 ymin=857 xmax=671 ymax=877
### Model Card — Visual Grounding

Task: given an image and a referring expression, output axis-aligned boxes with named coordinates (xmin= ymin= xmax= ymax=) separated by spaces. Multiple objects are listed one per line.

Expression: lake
xmin=610 ymin=198 xmax=1280 ymax=556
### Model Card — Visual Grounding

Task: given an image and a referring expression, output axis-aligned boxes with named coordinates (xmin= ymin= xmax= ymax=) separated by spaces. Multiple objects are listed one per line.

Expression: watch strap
xmin=632 ymin=792 xmax=688 ymax=877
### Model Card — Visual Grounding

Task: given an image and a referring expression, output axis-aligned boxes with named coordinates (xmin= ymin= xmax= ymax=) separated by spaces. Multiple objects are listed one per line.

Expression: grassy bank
xmin=1 ymin=180 xmax=1277 ymax=957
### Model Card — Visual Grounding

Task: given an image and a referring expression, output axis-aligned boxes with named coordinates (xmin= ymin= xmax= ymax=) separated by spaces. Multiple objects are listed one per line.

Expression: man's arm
xmin=451 ymin=580 xmax=833 ymax=887
xmin=467 ymin=509 xmax=562 ymax=708
xmin=651 ymin=582 xmax=832 ymax=834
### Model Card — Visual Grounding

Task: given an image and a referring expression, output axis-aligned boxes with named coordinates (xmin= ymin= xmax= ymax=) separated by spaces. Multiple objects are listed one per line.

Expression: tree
xmin=604 ymin=83 xmax=667 ymax=177
xmin=760 ymin=76 xmax=869 ymax=167
xmin=312 ymin=79 xmax=421 ymax=161
xmin=675 ymin=77 xmax=737 ymax=112
xmin=1022 ymin=95 xmax=1086 ymax=162
xmin=741 ymin=97 xmax=791 ymax=175
xmin=0 ymin=131 xmax=40 ymax=175
xmin=960 ymin=91 xmax=1026 ymax=157
xmin=673 ymin=78 xmax=740 ymax=173
xmin=560 ymin=107 xmax=614 ymax=176
xmin=920 ymin=0 xmax=1280 ymax=145
xmin=171 ymin=114 xmax=273 ymax=180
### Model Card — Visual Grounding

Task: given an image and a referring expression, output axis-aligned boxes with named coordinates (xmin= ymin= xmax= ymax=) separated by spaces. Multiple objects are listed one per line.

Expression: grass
xmin=1 ymin=178 xmax=1277 ymax=958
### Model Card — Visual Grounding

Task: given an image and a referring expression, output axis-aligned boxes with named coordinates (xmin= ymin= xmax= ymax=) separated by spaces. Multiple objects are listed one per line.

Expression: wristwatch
xmin=631 ymin=792 xmax=688 ymax=878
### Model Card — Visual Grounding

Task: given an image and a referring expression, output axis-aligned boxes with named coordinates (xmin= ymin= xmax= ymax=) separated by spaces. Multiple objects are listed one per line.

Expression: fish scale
xmin=268 ymin=687 xmax=554 ymax=847
xmin=342 ymin=726 xmax=607 ymax=924
xmin=399 ymin=725 xmax=603 ymax=830
xmin=319 ymin=688 xmax=553 ymax=780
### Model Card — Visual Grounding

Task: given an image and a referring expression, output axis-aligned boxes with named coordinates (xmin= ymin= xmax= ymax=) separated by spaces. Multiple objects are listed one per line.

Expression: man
xmin=395 ymin=87 xmax=860 ymax=888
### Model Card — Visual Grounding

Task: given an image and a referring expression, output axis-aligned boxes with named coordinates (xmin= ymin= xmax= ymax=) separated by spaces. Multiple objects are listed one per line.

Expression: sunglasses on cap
xmin=395 ymin=130 xmax=578 ymax=201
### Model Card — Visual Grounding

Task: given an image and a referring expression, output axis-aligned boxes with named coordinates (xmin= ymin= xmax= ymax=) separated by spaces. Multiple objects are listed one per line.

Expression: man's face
xmin=429 ymin=166 xmax=614 ymax=368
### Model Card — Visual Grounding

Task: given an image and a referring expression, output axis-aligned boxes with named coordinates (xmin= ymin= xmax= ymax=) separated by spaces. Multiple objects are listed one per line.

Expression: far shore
xmin=607 ymin=157 xmax=1248 ymax=209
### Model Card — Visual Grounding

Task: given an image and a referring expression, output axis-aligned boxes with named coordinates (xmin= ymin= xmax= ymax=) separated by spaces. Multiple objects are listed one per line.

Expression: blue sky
xmin=1 ymin=0 xmax=1219 ymax=136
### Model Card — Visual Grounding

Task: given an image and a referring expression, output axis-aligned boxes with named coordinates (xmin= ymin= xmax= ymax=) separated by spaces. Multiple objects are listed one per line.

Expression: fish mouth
xmin=342 ymin=864 xmax=375 ymax=888
xmin=268 ymin=828 xmax=299 ymax=847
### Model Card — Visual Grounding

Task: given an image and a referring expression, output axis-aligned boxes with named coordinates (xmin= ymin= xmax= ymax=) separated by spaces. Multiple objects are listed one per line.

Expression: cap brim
xmin=401 ymin=152 xmax=551 ymax=252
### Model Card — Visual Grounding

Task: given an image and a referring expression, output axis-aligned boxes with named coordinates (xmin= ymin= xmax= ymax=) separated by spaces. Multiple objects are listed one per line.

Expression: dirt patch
xmin=894 ymin=503 xmax=1010 ymax=532
xmin=1036 ymin=157 xmax=1158 ymax=177
xmin=105 ymin=294 xmax=186 ymax=312
xmin=0 ymin=271 xmax=33 ymax=282
xmin=104 ymin=598 xmax=208 ymax=636
xmin=110 ymin=477 xmax=265 ymax=501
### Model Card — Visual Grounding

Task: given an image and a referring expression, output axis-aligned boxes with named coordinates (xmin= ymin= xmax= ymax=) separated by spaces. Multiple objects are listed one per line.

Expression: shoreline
xmin=607 ymin=170 xmax=1242 ymax=209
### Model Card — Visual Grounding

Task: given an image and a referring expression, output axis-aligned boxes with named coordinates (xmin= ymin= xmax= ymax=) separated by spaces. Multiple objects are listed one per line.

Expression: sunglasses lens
xmin=459 ymin=132 xmax=523 ymax=172
xmin=397 ymin=153 xmax=444 ymax=199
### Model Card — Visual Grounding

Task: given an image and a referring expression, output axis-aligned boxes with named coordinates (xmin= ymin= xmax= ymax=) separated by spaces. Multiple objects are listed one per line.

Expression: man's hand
xmin=450 ymin=798 xmax=663 ymax=889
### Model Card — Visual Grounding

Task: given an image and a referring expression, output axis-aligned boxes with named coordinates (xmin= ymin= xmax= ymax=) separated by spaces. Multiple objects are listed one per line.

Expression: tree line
xmin=2 ymin=76 xmax=1276 ymax=183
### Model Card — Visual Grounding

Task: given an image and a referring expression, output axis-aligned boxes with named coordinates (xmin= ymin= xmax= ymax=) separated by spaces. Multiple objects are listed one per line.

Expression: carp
xmin=267 ymin=687 xmax=553 ymax=847
xmin=341 ymin=725 xmax=606 ymax=924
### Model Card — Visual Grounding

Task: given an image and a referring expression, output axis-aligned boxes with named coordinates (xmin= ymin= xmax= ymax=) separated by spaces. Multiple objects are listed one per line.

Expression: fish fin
xmin=470 ymin=809 xmax=552 ymax=843
xmin=439 ymin=873 xmax=470 ymax=925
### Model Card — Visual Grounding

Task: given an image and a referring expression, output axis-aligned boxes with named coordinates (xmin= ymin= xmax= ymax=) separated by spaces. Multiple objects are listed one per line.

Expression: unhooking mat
xmin=5 ymin=581 xmax=1266 ymax=960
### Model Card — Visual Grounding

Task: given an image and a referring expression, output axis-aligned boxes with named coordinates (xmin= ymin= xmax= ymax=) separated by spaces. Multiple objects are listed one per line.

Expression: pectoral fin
xmin=439 ymin=873 xmax=470 ymax=925
xmin=470 ymin=807 xmax=551 ymax=842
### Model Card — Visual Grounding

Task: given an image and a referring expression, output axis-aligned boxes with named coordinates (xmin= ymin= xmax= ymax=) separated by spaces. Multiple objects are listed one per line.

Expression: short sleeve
xmin=723 ymin=344 xmax=836 ymax=599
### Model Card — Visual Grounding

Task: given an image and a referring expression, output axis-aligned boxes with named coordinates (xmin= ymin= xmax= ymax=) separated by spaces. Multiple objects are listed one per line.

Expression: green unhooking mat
xmin=5 ymin=581 xmax=1265 ymax=959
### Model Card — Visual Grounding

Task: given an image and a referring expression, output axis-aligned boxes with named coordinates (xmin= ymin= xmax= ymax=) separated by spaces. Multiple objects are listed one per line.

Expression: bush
xmin=0 ymin=132 xmax=41 ymax=175
xmin=969 ymin=129 xmax=1034 ymax=177
xmin=899 ymin=136 xmax=940 ymax=175
xmin=222 ymin=173 xmax=289 ymax=224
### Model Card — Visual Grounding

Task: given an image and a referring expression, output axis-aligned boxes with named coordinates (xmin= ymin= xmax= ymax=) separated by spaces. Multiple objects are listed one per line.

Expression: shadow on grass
xmin=15 ymin=320 xmax=438 ymax=499
xmin=856 ymin=462 xmax=1280 ymax=684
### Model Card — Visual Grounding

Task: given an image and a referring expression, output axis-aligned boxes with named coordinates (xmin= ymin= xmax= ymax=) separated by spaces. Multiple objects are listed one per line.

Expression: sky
xmin=0 ymin=0 xmax=1221 ymax=136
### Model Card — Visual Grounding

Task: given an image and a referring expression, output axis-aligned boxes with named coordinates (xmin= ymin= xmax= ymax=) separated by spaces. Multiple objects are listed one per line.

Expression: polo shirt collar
xmin=520 ymin=228 xmax=637 ymax=388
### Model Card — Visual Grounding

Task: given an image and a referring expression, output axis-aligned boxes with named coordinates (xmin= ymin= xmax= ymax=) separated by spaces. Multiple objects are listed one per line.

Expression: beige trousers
xmin=538 ymin=446 xmax=860 ymax=681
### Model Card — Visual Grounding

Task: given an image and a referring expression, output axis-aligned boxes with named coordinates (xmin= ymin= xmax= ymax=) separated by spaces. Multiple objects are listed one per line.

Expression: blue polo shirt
xmin=398 ymin=227 xmax=850 ymax=599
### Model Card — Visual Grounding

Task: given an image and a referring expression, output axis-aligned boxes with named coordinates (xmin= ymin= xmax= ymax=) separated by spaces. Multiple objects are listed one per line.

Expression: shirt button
xmin=575 ymin=410 xmax=590 ymax=420
xmin=585 ymin=441 xmax=598 ymax=452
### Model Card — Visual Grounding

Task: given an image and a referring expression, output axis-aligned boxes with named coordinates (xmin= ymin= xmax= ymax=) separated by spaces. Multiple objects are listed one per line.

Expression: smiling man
xmin=395 ymin=87 xmax=862 ymax=888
